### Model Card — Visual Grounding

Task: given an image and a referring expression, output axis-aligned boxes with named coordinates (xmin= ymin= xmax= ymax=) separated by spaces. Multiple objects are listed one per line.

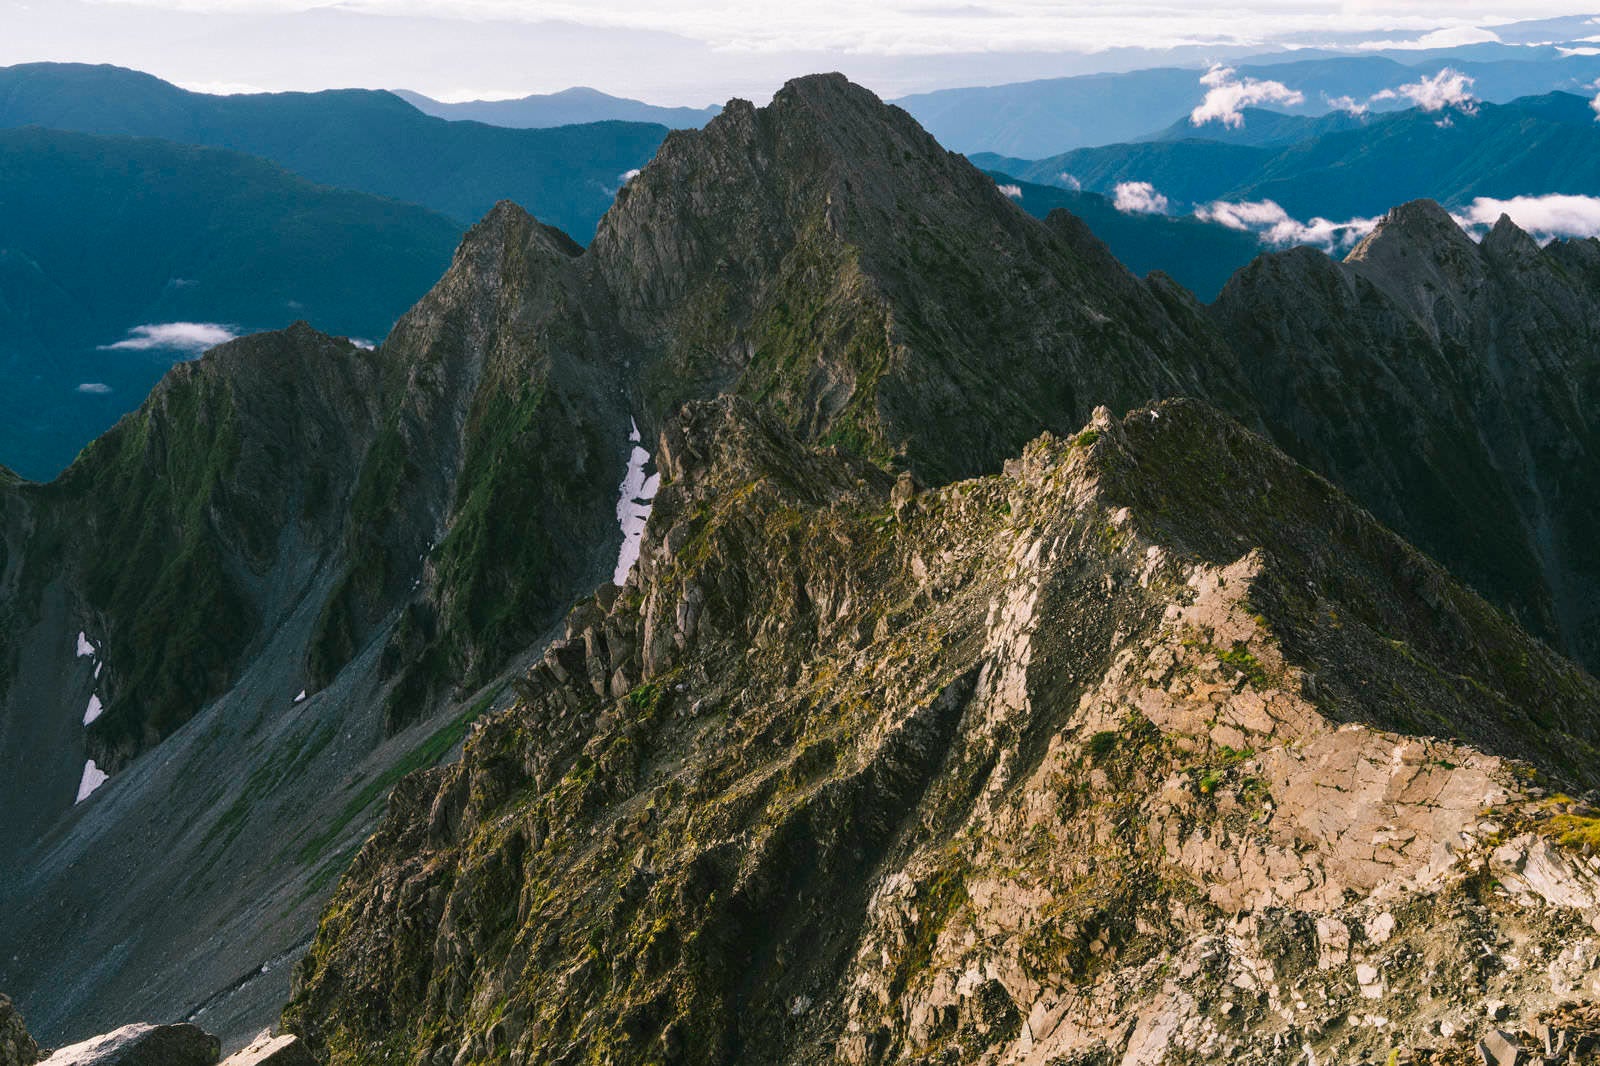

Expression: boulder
xmin=217 ymin=1033 xmax=314 ymax=1066
xmin=39 ymin=1023 xmax=218 ymax=1066
xmin=1477 ymin=1028 xmax=1524 ymax=1066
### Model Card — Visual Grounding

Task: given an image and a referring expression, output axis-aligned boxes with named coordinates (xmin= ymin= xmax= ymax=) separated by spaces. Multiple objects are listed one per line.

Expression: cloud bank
xmin=98 ymin=322 xmax=239 ymax=353
xmin=1324 ymin=94 xmax=1369 ymax=117
xmin=1195 ymin=199 xmax=1381 ymax=250
xmin=1114 ymin=181 xmax=1169 ymax=214
xmin=1190 ymin=65 xmax=1304 ymax=129
xmin=1454 ymin=194 xmax=1600 ymax=241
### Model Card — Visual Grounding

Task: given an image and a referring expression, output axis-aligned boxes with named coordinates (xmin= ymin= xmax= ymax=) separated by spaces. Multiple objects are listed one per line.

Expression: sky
xmin=2 ymin=1 xmax=1597 ymax=103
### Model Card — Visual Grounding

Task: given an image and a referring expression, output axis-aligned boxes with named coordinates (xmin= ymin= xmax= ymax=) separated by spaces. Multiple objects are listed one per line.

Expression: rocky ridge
xmin=284 ymin=399 xmax=1600 ymax=1065
xmin=3 ymin=71 xmax=1600 ymax=1053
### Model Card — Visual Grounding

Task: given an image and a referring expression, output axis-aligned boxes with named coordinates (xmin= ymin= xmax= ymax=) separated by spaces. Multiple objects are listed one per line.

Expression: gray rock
xmin=39 ymin=1023 xmax=218 ymax=1066
xmin=216 ymin=1033 xmax=314 ymax=1066
xmin=1477 ymin=1027 xmax=1524 ymax=1066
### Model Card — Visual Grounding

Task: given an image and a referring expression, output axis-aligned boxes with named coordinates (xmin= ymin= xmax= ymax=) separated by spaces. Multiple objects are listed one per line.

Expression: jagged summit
xmin=1482 ymin=211 xmax=1545 ymax=260
xmin=589 ymin=72 xmax=1247 ymax=483
xmin=1344 ymin=199 xmax=1485 ymax=326
xmin=1346 ymin=198 xmax=1474 ymax=259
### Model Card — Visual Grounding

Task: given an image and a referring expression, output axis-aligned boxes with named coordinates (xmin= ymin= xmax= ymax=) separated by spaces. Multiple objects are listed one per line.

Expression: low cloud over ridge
xmin=1372 ymin=68 xmax=1477 ymax=113
xmin=1195 ymin=199 xmax=1380 ymax=250
xmin=1454 ymin=194 xmax=1600 ymax=241
xmin=98 ymin=322 xmax=239 ymax=353
xmin=1190 ymin=65 xmax=1305 ymax=129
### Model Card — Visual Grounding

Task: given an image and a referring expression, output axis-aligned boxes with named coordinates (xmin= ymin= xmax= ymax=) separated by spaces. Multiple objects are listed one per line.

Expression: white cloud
xmin=620 ymin=168 xmax=642 ymax=182
xmin=98 ymin=322 xmax=238 ymax=353
xmin=1371 ymin=67 xmax=1476 ymax=112
xmin=1114 ymin=181 xmax=1169 ymax=215
xmin=75 ymin=383 xmax=113 ymax=395
xmin=1590 ymin=80 xmax=1600 ymax=120
xmin=1190 ymin=65 xmax=1305 ymax=129
xmin=1058 ymin=172 xmax=1082 ymax=191
xmin=1324 ymin=94 xmax=1368 ymax=117
xmin=173 ymin=79 xmax=270 ymax=95
xmin=1195 ymin=198 xmax=1380 ymax=249
xmin=996 ymin=182 xmax=1023 ymax=198
xmin=1356 ymin=25 xmax=1501 ymax=50
xmin=1454 ymin=194 xmax=1600 ymax=241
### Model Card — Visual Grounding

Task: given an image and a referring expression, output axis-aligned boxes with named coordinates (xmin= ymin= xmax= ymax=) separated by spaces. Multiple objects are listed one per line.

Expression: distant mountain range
xmin=0 ymin=63 xmax=669 ymax=233
xmin=0 ymin=125 xmax=461 ymax=479
xmin=976 ymin=91 xmax=1600 ymax=220
xmin=393 ymin=86 xmax=719 ymax=129
xmin=895 ymin=51 xmax=1600 ymax=157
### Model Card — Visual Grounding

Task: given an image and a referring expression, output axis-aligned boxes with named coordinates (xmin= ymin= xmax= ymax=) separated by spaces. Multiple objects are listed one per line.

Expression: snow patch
xmin=83 ymin=695 xmax=104 ymax=726
xmin=613 ymin=419 xmax=660 ymax=586
xmin=75 ymin=760 xmax=109 ymax=803
xmin=76 ymin=631 xmax=95 ymax=657
xmin=294 ymin=690 xmax=307 ymax=704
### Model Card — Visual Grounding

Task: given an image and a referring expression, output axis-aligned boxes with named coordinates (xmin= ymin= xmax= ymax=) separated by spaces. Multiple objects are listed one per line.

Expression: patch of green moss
xmin=50 ymin=369 xmax=256 ymax=760
xmin=296 ymin=685 xmax=502 ymax=865
xmin=1547 ymin=812 xmax=1600 ymax=852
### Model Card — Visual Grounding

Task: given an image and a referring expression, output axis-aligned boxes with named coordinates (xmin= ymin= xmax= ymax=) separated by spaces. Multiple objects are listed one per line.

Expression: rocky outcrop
xmin=0 ymin=995 xmax=38 ymax=1066
xmin=37 ymin=1023 xmax=217 ymax=1066
xmin=284 ymin=398 xmax=1600 ymax=1066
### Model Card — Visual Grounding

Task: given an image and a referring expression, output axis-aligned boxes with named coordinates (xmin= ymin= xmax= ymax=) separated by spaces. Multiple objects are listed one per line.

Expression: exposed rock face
xmin=37 ymin=1023 xmax=218 ymax=1066
xmin=284 ymin=399 xmax=1600 ymax=1066
xmin=0 ymin=995 xmax=39 ymax=1066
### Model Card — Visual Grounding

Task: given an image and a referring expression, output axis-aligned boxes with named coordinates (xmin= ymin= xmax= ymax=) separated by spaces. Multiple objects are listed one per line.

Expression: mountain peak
xmin=1343 ymin=198 xmax=1485 ymax=336
xmin=1482 ymin=211 xmax=1543 ymax=260
xmin=1345 ymin=198 xmax=1474 ymax=264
